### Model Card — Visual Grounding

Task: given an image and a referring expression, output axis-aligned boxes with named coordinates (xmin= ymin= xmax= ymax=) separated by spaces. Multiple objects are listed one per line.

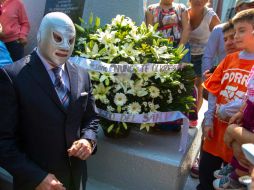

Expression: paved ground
xmin=184 ymin=175 xmax=199 ymax=190
xmin=183 ymin=99 xmax=208 ymax=190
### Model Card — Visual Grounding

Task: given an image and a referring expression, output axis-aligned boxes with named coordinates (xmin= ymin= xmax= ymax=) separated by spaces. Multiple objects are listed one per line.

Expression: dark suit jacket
xmin=0 ymin=52 xmax=99 ymax=190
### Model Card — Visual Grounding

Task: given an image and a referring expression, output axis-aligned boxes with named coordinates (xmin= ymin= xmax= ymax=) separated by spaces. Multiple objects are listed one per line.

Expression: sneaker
xmin=238 ymin=175 xmax=252 ymax=186
xmin=190 ymin=158 xmax=199 ymax=178
xmin=189 ymin=120 xmax=198 ymax=128
xmin=213 ymin=175 xmax=246 ymax=190
xmin=214 ymin=164 xmax=234 ymax=179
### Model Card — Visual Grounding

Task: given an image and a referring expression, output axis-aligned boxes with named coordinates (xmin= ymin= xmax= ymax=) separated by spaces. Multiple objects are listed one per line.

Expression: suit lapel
xmin=66 ymin=61 xmax=79 ymax=103
xmin=27 ymin=52 xmax=67 ymax=114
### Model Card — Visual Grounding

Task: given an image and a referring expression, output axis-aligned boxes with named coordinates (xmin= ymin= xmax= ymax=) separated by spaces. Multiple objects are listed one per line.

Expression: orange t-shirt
xmin=203 ymin=52 xmax=254 ymax=162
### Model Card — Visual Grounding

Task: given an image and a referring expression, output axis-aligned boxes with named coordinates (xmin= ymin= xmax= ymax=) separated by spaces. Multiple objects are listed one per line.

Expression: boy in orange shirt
xmin=197 ymin=9 xmax=254 ymax=190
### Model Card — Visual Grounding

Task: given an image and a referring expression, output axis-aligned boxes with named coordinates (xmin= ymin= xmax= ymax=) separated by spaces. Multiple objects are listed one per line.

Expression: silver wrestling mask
xmin=37 ymin=12 xmax=76 ymax=66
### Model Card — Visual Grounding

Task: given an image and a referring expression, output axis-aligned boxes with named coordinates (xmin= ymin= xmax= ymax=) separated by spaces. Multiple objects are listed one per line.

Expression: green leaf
xmin=79 ymin=17 xmax=85 ymax=24
xmin=116 ymin=126 xmax=120 ymax=134
xmin=140 ymin=124 xmax=146 ymax=130
xmin=100 ymin=75 xmax=107 ymax=82
xmin=105 ymin=79 xmax=109 ymax=86
xmin=151 ymin=47 xmax=158 ymax=60
xmin=99 ymin=48 xmax=107 ymax=55
xmin=75 ymin=24 xmax=85 ymax=33
xmin=122 ymin=122 xmax=128 ymax=130
xmin=153 ymin=39 xmax=157 ymax=46
xmin=107 ymin=124 xmax=114 ymax=133
xmin=153 ymin=23 xmax=159 ymax=31
xmin=117 ymin=106 xmax=121 ymax=113
xmin=182 ymin=48 xmax=189 ymax=56
xmin=95 ymin=17 xmax=101 ymax=28
xmin=89 ymin=13 xmax=94 ymax=25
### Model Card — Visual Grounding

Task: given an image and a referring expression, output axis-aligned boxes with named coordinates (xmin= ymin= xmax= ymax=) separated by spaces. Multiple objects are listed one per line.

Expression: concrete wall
xmin=83 ymin=0 xmax=147 ymax=26
xmin=22 ymin=0 xmax=148 ymax=54
xmin=23 ymin=0 xmax=46 ymax=53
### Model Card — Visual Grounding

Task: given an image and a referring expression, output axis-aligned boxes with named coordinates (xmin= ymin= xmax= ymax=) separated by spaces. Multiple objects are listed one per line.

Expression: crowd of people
xmin=1 ymin=0 xmax=254 ymax=190
xmin=146 ymin=0 xmax=254 ymax=190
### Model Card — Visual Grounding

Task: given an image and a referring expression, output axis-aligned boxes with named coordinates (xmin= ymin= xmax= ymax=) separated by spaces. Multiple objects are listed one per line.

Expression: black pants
xmin=196 ymin=150 xmax=227 ymax=190
xmin=5 ymin=40 xmax=24 ymax=62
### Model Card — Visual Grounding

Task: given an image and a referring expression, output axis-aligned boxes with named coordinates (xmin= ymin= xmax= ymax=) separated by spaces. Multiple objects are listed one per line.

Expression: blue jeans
xmin=191 ymin=54 xmax=203 ymax=77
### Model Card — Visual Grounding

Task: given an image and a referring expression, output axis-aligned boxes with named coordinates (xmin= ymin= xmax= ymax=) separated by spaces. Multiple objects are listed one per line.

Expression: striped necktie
xmin=52 ymin=67 xmax=70 ymax=108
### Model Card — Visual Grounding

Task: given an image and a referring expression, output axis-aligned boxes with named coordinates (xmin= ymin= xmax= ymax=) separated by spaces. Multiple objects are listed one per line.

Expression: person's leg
xmin=5 ymin=40 xmax=24 ymax=62
xmin=191 ymin=134 xmax=204 ymax=178
xmin=189 ymin=85 xmax=198 ymax=127
xmin=191 ymin=55 xmax=203 ymax=112
xmin=196 ymin=150 xmax=225 ymax=190
xmin=195 ymin=77 xmax=203 ymax=112
xmin=231 ymin=156 xmax=249 ymax=184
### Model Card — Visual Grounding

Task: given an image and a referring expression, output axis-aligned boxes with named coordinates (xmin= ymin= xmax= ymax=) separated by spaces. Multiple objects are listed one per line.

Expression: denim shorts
xmin=191 ymin=54 xmax=203 ymax=77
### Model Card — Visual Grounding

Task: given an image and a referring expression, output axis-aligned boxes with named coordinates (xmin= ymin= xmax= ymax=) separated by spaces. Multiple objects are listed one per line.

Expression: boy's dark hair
xmin=232 ymin=8 xmax=254 ymax=25
xmin=222 ymin=20 xmax=234 ymax=33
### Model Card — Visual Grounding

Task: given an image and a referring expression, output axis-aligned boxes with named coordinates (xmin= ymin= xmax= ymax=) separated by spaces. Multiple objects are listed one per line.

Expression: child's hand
xmin=202 ymin=122 xmax=214 ymax=141
xmin=228 ymin=111 xmax=244 ymax=125
xmin=203 ymin=70 xmax=212 ymax=80
xmin=217 ymin=114 xmax=230 ymax=122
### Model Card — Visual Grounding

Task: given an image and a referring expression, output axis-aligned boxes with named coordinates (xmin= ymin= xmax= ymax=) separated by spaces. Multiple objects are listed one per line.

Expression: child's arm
xmin=203 ymin=93 xmax=216 ymax=139
xmin=228 ymin=101 xmax=247 ymax=125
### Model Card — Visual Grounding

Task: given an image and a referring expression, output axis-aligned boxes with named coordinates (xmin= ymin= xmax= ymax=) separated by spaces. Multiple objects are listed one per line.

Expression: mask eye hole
xmin=69 ymin=37 xmax=75 ymax=45
xmin=53 ymin=32 xmax=62 ymax=43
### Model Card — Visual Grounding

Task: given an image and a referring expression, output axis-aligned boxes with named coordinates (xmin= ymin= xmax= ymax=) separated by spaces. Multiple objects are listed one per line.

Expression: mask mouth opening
xmin=55 ymin=50 xmax=69 ymax=58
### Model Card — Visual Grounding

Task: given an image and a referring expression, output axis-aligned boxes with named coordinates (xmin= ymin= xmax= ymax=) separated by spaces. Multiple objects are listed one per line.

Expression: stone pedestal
xmin=87 ymin=108 xmax=205 ymax=190
xmin=87 ymin=101 xmax=207 ymax=190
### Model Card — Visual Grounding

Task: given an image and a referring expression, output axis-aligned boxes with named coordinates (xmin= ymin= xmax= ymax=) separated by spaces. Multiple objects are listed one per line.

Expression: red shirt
xmin=0 ymin=0 xmax=30 ymax=42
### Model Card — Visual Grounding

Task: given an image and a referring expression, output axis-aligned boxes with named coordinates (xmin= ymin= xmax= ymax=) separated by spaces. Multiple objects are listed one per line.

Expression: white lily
xmin=101 ymin=44 xmax=120 ymax=63
xmin=119 ymin=43 xmax=140 ymax=62
xmin=93 ymin=83 xmax=111 ymax=103
xmin=89 ymin=71 xmax=100 ymax=81
xmin=100 ymin=72 xmax=115 ymax=86
xmin=148 ymin=102 xmax=160 ymax=112
xmin=94 ymin=29 xmax=119 ymax=46
xmin=127 ymin=79 xmax=148 ymax=97
xmin=114 ymin=73 xmax=133 ymax=93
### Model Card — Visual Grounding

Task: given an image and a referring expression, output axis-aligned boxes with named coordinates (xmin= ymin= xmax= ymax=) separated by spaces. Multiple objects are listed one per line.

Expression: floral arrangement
xmin=74 ymin=15 xmax=195 ymax=137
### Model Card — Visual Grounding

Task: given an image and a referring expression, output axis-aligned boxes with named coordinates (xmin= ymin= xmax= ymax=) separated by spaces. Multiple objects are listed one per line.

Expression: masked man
xmin=0 ymin=12 xmax=98 ymax=190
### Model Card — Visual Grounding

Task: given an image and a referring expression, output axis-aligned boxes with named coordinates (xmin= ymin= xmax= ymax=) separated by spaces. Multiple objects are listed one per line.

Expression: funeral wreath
xmin=74 ymin=14 xmax=195 ymax=137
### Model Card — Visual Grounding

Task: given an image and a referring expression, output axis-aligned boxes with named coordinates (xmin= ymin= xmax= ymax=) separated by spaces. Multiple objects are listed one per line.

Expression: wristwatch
xmin=87 ymin=139 xmax=96 ymax=150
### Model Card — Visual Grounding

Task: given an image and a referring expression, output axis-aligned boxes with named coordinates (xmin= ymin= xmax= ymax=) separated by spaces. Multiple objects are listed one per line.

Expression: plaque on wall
xmin=44 ymin=0 xmax=85 ymax=24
